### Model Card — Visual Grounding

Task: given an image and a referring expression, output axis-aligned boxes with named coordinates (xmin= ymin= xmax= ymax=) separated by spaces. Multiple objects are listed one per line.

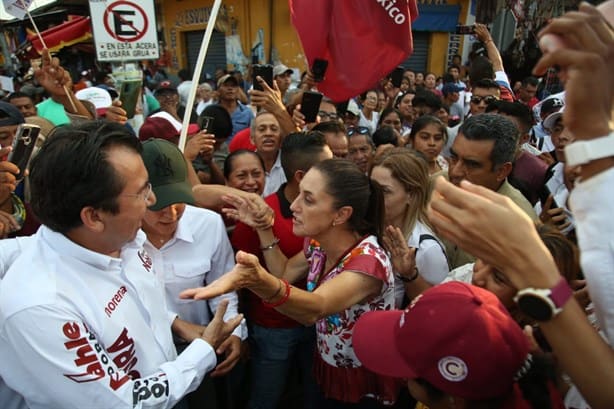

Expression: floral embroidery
xmin=305 ymin=235 xmax=395 ymax=368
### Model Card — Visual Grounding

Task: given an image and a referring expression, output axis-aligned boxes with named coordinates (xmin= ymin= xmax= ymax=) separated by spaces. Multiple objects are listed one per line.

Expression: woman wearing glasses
xmin=358 ymin=90 xmax=380 ymax=135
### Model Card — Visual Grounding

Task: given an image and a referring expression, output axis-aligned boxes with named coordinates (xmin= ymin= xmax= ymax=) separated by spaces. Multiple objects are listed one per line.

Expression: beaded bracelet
xmin=262 ymin=279 xmax=291 ymax=308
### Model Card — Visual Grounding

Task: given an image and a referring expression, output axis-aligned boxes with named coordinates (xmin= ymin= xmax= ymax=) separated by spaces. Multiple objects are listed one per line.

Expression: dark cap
xmin=442 ymin=82 xmax=464 ymax=96
xmin=0 ymin=101 xmax=25 ymax=127
xmin=141 ymin=139 xmax=195 ymax=211
xmin=540 ymin=97 xmax=564 ymax=117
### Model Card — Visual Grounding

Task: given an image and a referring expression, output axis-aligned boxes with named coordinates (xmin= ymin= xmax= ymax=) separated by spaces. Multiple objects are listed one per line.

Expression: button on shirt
xmin=0 ymin=227 xmax=216 ymax=409
xmin=144 ymin=205 xmax=245 ymax=340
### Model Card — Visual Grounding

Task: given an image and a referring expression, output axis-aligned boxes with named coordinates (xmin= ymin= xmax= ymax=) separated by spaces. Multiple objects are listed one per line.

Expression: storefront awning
xmin=27 ymin=15 xmax=92 ymax=55
xmin=412 ymin=4 xmax=461 ymax=32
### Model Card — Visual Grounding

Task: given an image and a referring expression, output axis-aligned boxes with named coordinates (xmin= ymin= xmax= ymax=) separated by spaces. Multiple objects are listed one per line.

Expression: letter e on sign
xmin=103 ymin=0 xmax=148 ymax=42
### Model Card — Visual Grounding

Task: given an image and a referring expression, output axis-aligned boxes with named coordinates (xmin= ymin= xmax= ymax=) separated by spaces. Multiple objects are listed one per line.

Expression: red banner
xmin=290 ymin=0 xmax=418 ymax=102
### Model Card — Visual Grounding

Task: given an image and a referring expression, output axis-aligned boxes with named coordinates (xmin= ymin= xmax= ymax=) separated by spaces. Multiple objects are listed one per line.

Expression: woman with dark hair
xmin=394 ymin=90 xmax=416 ymax=136
xmin=408 ymin=115 xmax=448 ymax=175
xmin=223 ymin=149 xmax=265 ymax=195
xmin=183 ymin=159 xmax=399 ymax=408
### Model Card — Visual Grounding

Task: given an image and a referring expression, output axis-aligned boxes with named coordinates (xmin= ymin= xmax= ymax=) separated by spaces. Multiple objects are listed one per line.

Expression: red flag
xmin=290 ymin=0 xmax=418 ymax=102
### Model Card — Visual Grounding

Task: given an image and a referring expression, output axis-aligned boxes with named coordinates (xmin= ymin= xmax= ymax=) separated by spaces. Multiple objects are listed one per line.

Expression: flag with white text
xmin=290 ymin=0 xmax=418 ymax=102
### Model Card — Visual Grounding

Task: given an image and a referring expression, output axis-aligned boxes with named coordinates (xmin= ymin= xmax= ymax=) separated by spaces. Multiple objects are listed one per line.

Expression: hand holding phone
xmin=301 ymin=91 xmax=323 ymax=123
xmin=8 ymin=124 xmax=40 ymax=181
xmin=253 ymin=64 xmax=273 ymax=91
xmin=311 ymin=59 xmax=328 ymax=82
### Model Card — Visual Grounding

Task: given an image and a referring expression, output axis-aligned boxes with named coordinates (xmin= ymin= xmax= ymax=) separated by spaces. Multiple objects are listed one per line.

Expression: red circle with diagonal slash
xmin=103 ymin=0 xmax=148 ymax=42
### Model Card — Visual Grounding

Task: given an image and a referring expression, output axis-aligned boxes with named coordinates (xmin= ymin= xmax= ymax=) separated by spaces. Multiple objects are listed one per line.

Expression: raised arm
xmin=473 ymin=23 xmax=504 ymax=73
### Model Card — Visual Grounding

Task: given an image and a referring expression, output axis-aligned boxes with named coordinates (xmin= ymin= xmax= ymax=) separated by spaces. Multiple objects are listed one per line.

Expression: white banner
xmin=88 ymin=0 xmax=159 ymax=62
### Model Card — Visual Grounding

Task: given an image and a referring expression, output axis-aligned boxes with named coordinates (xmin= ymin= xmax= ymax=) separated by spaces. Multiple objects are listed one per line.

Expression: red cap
xmin=353 ymin=282 xmax=530 ymax=400
xmin=139 ymin=115 xmax=200 ymax=142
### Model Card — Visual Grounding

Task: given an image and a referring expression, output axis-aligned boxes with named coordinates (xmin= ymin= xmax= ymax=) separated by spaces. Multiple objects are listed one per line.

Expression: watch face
xmin=517 ymin=294 xmax=553 ymax=321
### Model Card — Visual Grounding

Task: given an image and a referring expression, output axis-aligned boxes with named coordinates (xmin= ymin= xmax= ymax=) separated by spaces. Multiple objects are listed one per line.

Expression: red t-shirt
xmin=228 ymin=127 xmax=256 ymax=153
xmin=231 ymin=186 xmax=306 ymax=327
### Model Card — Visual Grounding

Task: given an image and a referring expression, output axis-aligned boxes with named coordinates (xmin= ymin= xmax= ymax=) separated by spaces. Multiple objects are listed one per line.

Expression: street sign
xmin=88 ymin=0 xmax=159 ymax=62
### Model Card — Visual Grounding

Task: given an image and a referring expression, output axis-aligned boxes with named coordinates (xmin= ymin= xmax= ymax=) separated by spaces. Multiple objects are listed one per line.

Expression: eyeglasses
xmin=470 ymin=95 xmax=498 ymax=105
xmin=347 ymin=126 xmax=370 ymax=137
xmin=318 ymin=111 xmax=338 ymax=121
xmin=122 ymin=182 xmax=153 ymax=203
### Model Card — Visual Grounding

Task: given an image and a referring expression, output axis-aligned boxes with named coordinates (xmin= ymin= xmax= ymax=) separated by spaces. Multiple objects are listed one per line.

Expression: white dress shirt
xmin=0 ymin=227 xmax=216 ymax=409
xmin=262 ymin=152 xmax=287 ymax=198
xmin=570 ymin=167 xmax=614 ymax=344
xmin=144 ymin=205 xmax=245 ymax=340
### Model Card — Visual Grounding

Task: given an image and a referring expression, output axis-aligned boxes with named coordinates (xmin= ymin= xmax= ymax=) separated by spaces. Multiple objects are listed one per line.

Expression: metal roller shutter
xmin=401 ymin=31 xmax=429 ymax=73
xmin=185 ymin=30 xmax=226 ymax=82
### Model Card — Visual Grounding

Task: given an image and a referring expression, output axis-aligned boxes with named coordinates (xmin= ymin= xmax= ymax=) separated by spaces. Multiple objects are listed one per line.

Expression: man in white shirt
xmin=0 ymin=121 xmax=241 ymax=409
xmin=252 ymin=111 xmax=286 ymax=197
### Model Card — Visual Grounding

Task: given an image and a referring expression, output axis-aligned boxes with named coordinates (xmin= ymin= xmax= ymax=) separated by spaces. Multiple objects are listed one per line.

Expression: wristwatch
xmin=514 ymin=277 xmax=573 ymax=321
xmin=565 ymin=132 xmax=614 ymax=167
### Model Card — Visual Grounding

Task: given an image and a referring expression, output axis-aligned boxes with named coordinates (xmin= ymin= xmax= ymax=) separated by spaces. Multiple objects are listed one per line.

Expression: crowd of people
xmin=0 ymin=1 xmax=612 ymax=408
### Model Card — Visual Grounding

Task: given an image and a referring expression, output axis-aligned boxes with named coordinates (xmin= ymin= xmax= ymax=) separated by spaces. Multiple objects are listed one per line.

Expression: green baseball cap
xmin=141 ymin=138 xmax=195 ymax=211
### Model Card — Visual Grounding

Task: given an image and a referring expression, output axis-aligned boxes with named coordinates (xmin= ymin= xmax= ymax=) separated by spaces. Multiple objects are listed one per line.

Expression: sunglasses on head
xmin=470 ymin=95 xmax=498 ymax=105
xmin=347 ymin=126 xmax=370 ymax=137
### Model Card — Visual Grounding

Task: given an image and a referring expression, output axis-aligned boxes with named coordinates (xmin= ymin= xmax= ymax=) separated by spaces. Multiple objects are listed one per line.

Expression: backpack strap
xmin=418 ymin=234 xmax=446 ymax=256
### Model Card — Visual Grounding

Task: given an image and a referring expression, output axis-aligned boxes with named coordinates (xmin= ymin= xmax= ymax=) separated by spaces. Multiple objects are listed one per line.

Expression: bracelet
xmin=260 ymin=237 xmax=280 ymax=251
xmin=395 ymin=267 xmax=419 ymax=284
xmin=262 ymin=279 xmax=291 ymax=307
xmin=263 ymin=278 xmax=283 ymax=303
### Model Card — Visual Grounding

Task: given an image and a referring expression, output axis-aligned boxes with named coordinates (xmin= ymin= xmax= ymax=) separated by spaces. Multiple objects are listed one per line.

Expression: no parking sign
xmin=88 ymin=0 xmax=159 ymax=62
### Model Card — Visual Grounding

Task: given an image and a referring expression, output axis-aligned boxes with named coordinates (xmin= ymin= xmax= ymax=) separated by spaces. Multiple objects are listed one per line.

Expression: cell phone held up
xmin=301 ymin=91 xmax=323 ymax=123
xmin=311 ymin=58 xmax=328 ymax=82
xmin=119 ymin=80 xmax=141 ymax=119
xmin=253 ymin=64 xmax=273 ymax=91
xmin=456 ymin=25 xmax=475 ymax=35
xmin=7 ymin=124 xmax=40 ymax=180
xmin=389 ymin=67 xmax=404 ymax=88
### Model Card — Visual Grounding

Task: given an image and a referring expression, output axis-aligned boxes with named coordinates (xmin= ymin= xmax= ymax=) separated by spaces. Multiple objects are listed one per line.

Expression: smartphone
xmin=311 ymin=58 xmax=328 ymax=82
xmin=301 ymin=91 xmax=323 ymax=123
xmin=199 ymin=116 xmax=214 ymax=133
xmin=456 ymin=25 xmax=475 ymax=35
xmin=538 ymin=185 xmax=560 ymax=210
xmin=390 ymin=67 xmax=404 ymax=88
xmin=8 ymin=124 xmax=40 ymax=180
xmin=119 ymin=80 xmax=141 ymax=119
xmin=253 ymin=64 xmax=273 ymax=91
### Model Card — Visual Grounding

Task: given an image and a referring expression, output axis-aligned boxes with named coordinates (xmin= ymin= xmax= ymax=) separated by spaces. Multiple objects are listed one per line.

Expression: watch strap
xmin=565 ymin=132 xmax=614 ymax=167
xmin=549 ymin=277 xmax=573 ymax=310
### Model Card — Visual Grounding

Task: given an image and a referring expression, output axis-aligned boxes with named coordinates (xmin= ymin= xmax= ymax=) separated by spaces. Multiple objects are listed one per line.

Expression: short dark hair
xmin=372 ymin=126 xmax=398 ymax=147
xmin=29 ymin=121 xmax=141 ymax=234
xmin=469 ymin=56 xmax=494 ymax=85
xmin=313 ymin=159 xmax=385 ymax=242
xmin=312 ymin=121 xmax=346 ymax=135
xmin=448 ymin=64 xmax=461 ymax=72
xmin=178 ymin=68 xmax=191 ymax=81
xmin=473 ymin=78 xmax=500 ymax=91
xmin=410 ymin=115 xmax=448 ymax=143
xmin=412 ymin=91 xmax=442 ymax=112
xmin=7 ymin=91 xmax=33 ymax=102
xmin=458 ymin=114 xmax=519 ymax=169
xmin=521 ymin=76 xmax=539 ymax=88
xmin=489 ymin=101 xmax=534 ymax=134
xmin=280 ymin=131 xmax=329 ymax=180
xmin=223 ymin=149 xmax=264 ymax=179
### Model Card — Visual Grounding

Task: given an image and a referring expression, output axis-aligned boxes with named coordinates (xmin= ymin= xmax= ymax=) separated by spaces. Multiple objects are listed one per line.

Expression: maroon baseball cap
xmin=353 ymin=282 xmax=530 ymax=400
xmin=139 ymin=112 xmax=200 ymax=142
